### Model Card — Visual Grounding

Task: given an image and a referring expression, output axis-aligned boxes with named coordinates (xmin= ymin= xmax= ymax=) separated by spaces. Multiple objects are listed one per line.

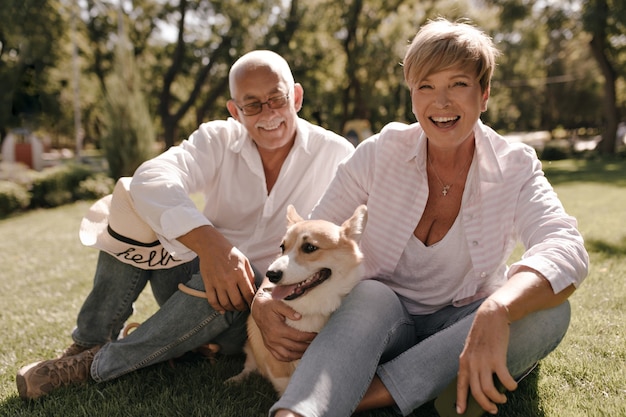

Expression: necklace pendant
xmin=442 ymin=185 xmax=450 ymax=196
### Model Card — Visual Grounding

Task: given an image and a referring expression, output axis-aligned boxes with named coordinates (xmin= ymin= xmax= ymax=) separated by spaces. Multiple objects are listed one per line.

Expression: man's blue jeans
xmin=72 ymin=251 xmax=200 ymax=347
xmin=271 ymin=279 xmax=571 ymax=417
xmin=72 ymin=251 xmax=258 ymax=382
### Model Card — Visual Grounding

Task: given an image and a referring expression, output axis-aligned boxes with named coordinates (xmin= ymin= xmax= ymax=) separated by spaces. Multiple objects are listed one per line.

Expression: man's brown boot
xmin=16 ymin=345 xmax=100 ymax=400
xmin=59 ymin=343 xmax=92 ymax=358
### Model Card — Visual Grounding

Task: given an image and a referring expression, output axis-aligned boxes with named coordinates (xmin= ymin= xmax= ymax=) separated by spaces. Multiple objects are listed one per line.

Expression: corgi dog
xmin=227 ymin=204 xmax=367 ymax=395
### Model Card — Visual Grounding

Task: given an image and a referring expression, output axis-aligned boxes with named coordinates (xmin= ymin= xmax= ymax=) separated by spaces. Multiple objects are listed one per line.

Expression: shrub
xmin=0 ymin=162 xmax=38 ymax=185
xmin=102 ymin=36 xmax=155 ymax=179
xmin=540 ymin=143 xmax=571 ymax=161
xmin=0 ymin=180 xmax=31 ymax=218
xmin=29 ymin=163 xmax=94 ymax=208
xmin=76 ymin=174 xmax=115 ymax=200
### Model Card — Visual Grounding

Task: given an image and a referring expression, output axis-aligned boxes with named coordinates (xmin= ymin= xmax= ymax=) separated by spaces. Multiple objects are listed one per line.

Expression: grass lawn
xmin=0 ymin=158 xmax=625 ymax=417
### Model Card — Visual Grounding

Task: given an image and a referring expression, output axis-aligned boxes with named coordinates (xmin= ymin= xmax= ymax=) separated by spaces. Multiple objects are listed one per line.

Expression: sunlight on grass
xmin=539 ymin=160 xmax=626 ymax=417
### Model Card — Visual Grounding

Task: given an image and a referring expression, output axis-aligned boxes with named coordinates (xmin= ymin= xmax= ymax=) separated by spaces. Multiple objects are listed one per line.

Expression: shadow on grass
xmin=495 ymin=364 xmax=544 ymax=417
xmin=543 ymin=158 xmax=626 ymax=187
xmin=585 ymin=236 xmax=626 ymax=256
xmin=353 ymin=365 xmax=544 ymax=417
xmin=1 ymin=354 xmax=545 ymax=417
xmin=1 ymin=354 xmax=276 ymax=417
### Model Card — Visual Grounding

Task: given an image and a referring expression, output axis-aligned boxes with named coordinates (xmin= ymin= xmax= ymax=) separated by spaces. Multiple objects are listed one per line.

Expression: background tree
xmin=486 ymin=1 xmax=603 ymax=132
xmin=139 ymin=0 xmax=297 ymax=148
xmin=0 ymin=0 xmax=67 ymax=140
xmin=79 ymin=0 xmax=158 ymax=151
xmin=282 ymin=0 xmax=494 ymax=134
xmin=101 ymin=14 xmax=155 ymax=179
xmin=583 ymin=0 xmax=626 ymax=154
xmin=540 ymin=5 xmax=604 ymax=131
xmin=2 ymin=0 xmax=625 ymax=162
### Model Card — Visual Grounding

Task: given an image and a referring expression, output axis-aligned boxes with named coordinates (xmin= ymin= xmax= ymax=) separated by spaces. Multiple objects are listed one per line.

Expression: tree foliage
xmin=583 ymin=0 xmax=626 ymax=153
xmin=1 ymin=0 xmax=625 ymax=159
xmin=0 ymin=0 xmax=67 ymax=138
xmin=102 ymin=15 xmax=156 ymax=179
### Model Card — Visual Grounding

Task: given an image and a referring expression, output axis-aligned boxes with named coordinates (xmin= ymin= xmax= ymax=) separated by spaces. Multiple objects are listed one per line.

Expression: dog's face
xmin=267 ymin=205 xmax=367 ymax=315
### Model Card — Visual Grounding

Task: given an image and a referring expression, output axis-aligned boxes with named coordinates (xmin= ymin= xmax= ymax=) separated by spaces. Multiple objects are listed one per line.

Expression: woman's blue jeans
xmin=270 ymin=279 xmax=571 ymax=417
xmin=72 ymin=251 xmax=259 ymax=382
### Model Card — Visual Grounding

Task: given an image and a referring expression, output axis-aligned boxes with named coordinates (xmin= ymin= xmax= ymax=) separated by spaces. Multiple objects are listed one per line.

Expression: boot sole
xmin=16 ymin=372 xmax=31 ymax=399
xmin=16 ymin=362 xmax=44 ymax=400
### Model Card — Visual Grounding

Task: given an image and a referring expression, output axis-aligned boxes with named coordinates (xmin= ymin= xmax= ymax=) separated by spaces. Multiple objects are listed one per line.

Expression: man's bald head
xmin=228 ymin=50 xmax=295 ymax=98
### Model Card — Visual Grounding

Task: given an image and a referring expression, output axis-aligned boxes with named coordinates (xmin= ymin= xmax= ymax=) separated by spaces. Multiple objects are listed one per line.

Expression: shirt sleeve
xmin=310 ymin=134 xmax=376 ymax=223
xmin=129 ymin=122 xmax=229 ymax=260
xmin=507 ymin=147 xmax=589 ymax=292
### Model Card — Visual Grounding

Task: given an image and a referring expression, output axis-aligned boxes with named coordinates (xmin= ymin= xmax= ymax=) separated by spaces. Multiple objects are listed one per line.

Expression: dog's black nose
xmin=266 ymin=270 xmax=282 ymax=283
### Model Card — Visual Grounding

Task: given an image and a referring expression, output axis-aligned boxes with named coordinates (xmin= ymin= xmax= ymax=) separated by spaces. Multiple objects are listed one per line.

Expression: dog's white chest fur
xmin=285 ymin=314 xmax=329 ymax=333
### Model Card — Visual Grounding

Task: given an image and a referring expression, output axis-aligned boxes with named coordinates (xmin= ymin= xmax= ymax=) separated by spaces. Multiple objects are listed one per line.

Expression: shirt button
xmin=480 ymin=272 xmax=487 ymax=278
xmin=472 ymin=241 xmax=479 ymax=246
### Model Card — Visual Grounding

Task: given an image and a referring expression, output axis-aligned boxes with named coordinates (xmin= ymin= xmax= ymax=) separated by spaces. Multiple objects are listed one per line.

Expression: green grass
xmin=1 ymin=158 xmax=625 ymax=416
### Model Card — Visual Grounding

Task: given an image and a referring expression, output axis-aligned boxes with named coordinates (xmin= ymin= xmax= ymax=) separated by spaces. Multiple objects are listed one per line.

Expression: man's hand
xmin=251 ymin=290 xmax=316 ymax=361
xmin=456 ymin=298 xmax=517 ymax=415
xmin=177 ymin=225 xmax=256 ymax=313
xmin=198 ymin=245 xmax=256 ymax=313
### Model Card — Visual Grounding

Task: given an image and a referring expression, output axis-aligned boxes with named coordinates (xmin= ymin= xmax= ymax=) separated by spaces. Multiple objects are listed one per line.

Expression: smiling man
xmin=16 ymin=50 xmax=354 ymax=399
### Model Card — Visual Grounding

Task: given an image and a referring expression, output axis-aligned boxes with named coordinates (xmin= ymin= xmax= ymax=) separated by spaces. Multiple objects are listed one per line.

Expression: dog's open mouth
xmin=271 ymin=268 xmax=332 ymax=301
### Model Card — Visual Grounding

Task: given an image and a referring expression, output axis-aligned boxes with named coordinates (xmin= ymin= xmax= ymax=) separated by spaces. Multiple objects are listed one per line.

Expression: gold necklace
xmin=427 ymin=152 xmax=473 ymax=196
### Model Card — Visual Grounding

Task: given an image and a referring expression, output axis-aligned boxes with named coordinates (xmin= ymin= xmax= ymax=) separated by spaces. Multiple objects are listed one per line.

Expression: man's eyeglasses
xmin=234 ymin=94 xmax=290 ymax=116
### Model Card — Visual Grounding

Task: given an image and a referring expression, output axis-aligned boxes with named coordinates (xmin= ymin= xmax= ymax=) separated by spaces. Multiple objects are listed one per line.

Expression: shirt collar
xmin=293 ymin=118 xmax=312 ymax=155
xmin=474 ymin=120 xmax=505 ymax=183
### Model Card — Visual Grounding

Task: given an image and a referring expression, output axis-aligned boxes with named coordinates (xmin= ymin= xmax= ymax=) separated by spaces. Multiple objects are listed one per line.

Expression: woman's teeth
xmin=432 ymin=116 xmax=458 ymax=123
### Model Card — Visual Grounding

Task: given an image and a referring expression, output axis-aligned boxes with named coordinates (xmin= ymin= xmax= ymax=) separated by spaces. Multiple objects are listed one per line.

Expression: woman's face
xmin=410 ymin=66 xmax=489 ymax=149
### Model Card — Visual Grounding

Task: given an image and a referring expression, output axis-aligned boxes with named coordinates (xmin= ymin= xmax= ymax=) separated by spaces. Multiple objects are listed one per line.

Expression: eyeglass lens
xmin=241 ymin=95 xmax=289 ymax=115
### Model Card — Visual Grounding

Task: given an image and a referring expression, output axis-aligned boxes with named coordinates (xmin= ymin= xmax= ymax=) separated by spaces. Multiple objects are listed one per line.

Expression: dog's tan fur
xmin=227 ymin=204 xmax=367 ymax=395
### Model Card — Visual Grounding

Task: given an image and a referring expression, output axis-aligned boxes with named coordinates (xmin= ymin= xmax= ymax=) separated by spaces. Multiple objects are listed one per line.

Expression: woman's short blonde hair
xmin=403 ymin=18 xmax=500 ymax=92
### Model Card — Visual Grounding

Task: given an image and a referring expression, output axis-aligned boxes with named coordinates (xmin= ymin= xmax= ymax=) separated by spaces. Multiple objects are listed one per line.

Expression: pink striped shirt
xmin=311 ymin=121 xmax=588 ymax=305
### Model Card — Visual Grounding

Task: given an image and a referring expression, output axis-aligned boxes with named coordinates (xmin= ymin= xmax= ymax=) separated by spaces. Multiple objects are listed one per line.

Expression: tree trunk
xmin=589 ymin=34 xmax=618 ymax=154
xmin=587 ymin=0 xmax=619 ymax=154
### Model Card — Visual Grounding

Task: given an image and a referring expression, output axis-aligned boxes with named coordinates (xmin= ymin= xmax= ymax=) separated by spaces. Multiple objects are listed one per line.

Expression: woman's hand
xmin=456 ymin=268 xmax=575 ymax=414
xmin=456 ymin=298 xmax=517 ymax=415
xmin=251 ymin=291 xmax=316 ymax=361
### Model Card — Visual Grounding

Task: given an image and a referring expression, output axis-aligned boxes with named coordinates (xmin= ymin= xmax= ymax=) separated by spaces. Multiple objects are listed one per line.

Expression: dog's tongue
xmin=271 ymin=284 xmax=299 ymax=300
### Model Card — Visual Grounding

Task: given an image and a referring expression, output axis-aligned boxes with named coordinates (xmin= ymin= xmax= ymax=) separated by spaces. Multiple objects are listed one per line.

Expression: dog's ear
xmin=341 ymin=205 xmax=367 ymax=242
xmin=286 ymin=204 xmax=304 ymax=226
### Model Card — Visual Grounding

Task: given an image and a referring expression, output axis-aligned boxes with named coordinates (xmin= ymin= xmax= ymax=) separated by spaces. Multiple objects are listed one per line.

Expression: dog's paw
xmin=194 ymin=343 xmax=221 ymax=364
xmin=225 ymin=370 xmax=251 ymax=385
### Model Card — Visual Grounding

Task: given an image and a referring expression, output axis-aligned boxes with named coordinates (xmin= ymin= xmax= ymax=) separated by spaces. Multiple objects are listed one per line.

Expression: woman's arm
xmin=456 ymin=267 xmax=575 ymax=415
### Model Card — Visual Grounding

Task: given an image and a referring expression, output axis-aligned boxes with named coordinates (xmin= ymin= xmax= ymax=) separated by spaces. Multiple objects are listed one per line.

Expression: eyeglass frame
xmin=233 ymin=94 xmax=291 ymax=116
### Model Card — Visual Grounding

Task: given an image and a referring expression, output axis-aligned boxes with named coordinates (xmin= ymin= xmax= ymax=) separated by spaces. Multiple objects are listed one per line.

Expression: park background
xmin=0 ymin=0 xmax=625 ymax=416
xmin=1 ymin=0 xmax=625 ymax=171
